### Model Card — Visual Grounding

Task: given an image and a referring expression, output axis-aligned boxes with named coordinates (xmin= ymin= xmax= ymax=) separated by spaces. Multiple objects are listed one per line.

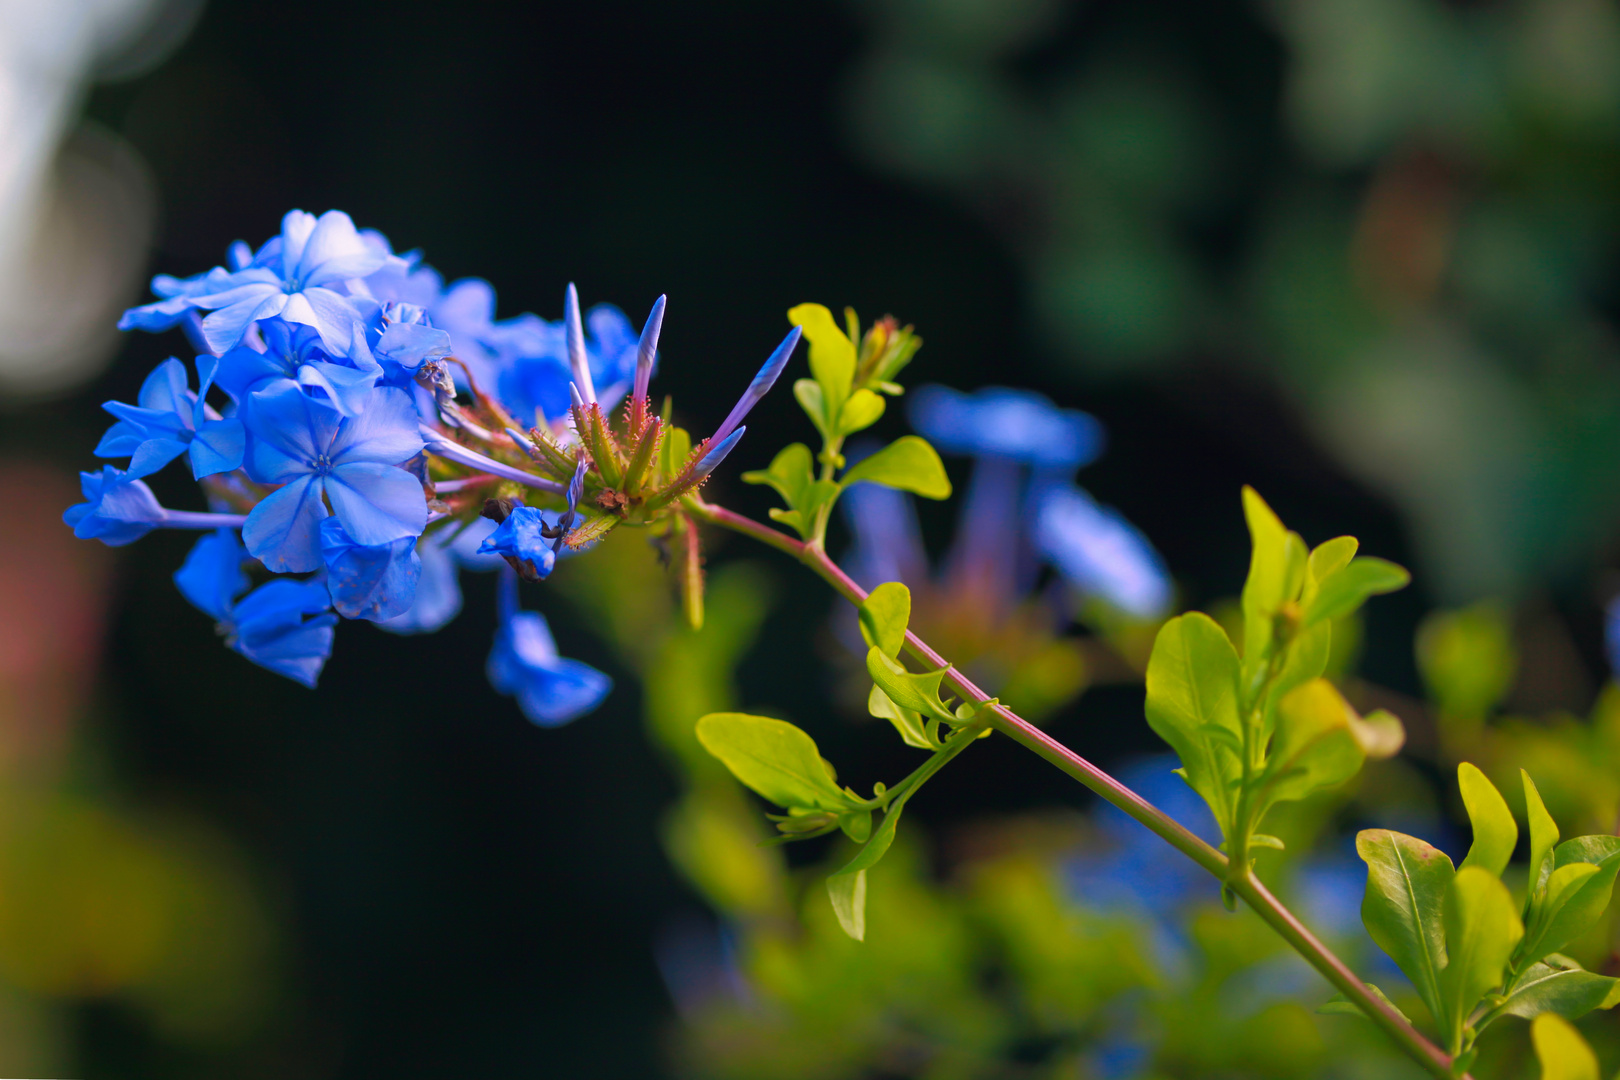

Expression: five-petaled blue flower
xmin=216 ymin=317 xmax=383 ymax=419
xmin=63 ymin=466 xmax=168 ymax=546
xmin=487 ymin=568 xmax=612 ymax=727
xmin=96 ymin=357 xmax=246 ymax=480
xmin=241 ymin=381 xmax=427 ymax=573
xmin=174 ymin=529 xmax=338 ymax=687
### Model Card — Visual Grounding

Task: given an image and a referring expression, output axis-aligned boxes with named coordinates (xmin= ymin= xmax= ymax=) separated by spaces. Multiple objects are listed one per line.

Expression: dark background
xmin=40 ymin=1 xmax=1444 ymax=1076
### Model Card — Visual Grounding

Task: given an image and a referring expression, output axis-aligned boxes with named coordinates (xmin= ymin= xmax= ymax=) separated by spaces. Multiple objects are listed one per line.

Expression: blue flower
xmin=241 ymin=381 xmax=427 ymax=573
xmin=123 ymin=210 xmax=394 ymax=354
xmin=494 ymin=301 xmax=641 ymax=425
xmin=908 ymin=384 xmax=1104 ymax=471
xmin=375 ymin=517 xmax=501 ymax=635
xmin=95 ymin=357 xmax=246 ymax=480
xmin=368 ymin=302 xmax=452 ymax=385
xmin=487 ymin=568 xmax=611 ymax=726
xmin=63 ymin=466 xmax=167 ymax=546
xmin=216 ymin=318 xmax=382 ymax=419
xmin=174 ymin=529 xmax=338 ymax=687
xmin=319 ymin=518 xmax=421 ymax=622
xmin=477 ymin=507 xmax=559 ymax=581
xmin=1034 ymin=486 xmax=1172 ymax=620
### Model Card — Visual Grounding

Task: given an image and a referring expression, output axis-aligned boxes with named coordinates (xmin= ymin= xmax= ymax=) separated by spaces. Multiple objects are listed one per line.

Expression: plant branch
xmin=689 ymin=496 xmax=1466 ymax=1080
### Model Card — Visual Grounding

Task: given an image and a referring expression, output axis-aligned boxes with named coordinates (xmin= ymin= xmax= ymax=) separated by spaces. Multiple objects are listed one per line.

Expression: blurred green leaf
xmin=1144 ymin=612 xmax=1243 ymax=839
xmin=1357 ymin=828 xmax=1454 ymax=1026
xmin=1525 ymin=770 xmax=1562 ymax=914
xmin=840 ymin=436 xmax=952 ymax=499
xmin=1416 ymin=601 xmax=1517 ymax=721
xmin=1253 ymin=679 xmax=1372 ymax=818
xmin=837 ymin=388 xmax=886 ymax=436
xmin=828 ymin=803 xmax=905 ymax=942
xmin=1439 ymin=866 xmax=1522 ymax=1049
xmin=859 ymin=582 xmax=911 ymax=660
xmin=1305 ymin=536 xmax=1359 ymax=595
xmin=1302 ymin=557 xmax=1410 ymax=628
xmin=1458 ymin=762 xmax=1517 ymax=879
xmin=696 ymin=713 xmax=859 ymax=813
xmin=1479 ymin=956 xmax=1620 ymax=1031
xmin=1531 ymin=1013 xmax=1601 ymax=1080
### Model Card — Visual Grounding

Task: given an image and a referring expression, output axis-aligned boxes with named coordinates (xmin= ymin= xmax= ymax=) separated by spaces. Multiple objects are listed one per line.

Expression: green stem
xmin=687 ymin=496 xmax=1467 ymax=1080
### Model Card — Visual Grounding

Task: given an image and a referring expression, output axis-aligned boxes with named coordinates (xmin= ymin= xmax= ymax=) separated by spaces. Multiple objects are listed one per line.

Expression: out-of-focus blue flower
xmin=1605 ymin=595 xmax=1620 ymax=676
xmin=63 ymin=466 xmax=167 ymax=546
xmin=487 ymin=568 xmax=611 ymax=726
xmin=319 ymin=518 xmax=421 ymax=622
xmin=477 ymin=507 xmax=558 ymax=580
xmin=909 ymin=384 xmax=1105 ymax=470
xmin=216 ymin=318 xmax=383 ymax=418
xmin=95 ymin=357 xmax=245 ymax=480
xmin=494 ymin=302 xmax=641 ymax=425
xmin=375 ymin=517 xmax=500 ymax=635
xmin=1035 ymin=486 xmax=1173 ymax=620
xmin=123 ymin=209 xmax=394 ymax=354
xmin=241 ymin=382 xmax=426 ymax=573
xmin=174 ymin=529 xmax=338 ymax=687
xmin=117 ymin=266 xmax=238 ymax=333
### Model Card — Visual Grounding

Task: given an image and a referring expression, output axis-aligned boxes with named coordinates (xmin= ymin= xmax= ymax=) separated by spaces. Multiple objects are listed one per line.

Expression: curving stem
xmin=685 ymin=496 xmax=1467 ymax=1080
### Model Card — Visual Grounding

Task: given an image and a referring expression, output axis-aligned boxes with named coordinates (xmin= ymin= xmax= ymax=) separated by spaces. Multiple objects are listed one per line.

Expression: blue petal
xmin=126 ymin=437 xmax=192 ymax=479
xmin=908 ymin=385 xmax=1105 ymax=470
xmin=329 ymin=386 xmax=423 ymax=465
xmin=189 ymin=417 xmax=246 ymax=479
xmin=487 ymin=611 xmax=611 ymax=726
xmin=215 ymin=342 xmax=292 ymax=404
xmin=119 ymin=294 xmax=201 ymax=332
xmin=1034 ymin=486 xmax=1172 ymax=620
xmin=242 ymin=474 xmax=329 ymax=573
xmin=234 ymin=611 xmax=337 ymax=688
xmin=376 ymin=321 xmax=452 ymax=371
xmin=232 ymin=577 xmax=333 ymax=623
xmin=319 ymin=518 xmax=421 ymax=622
xmin=325 ymin=461 xmax=427 ymax=545
xmin=244 ymin=381 xmax=336 ymax=483
xmin=174 ymin=528 xmax=248 ymax=621
xmin=475 ymin=508 xmax=557 ymax=578
xmin=94 ymin=421 xmax=148 ymax=457
xmin=297 ymin=361 xmax=382 ymax=419
xmin=375 ymin=531 xmax=464 ymax=634
xmin=64 ymin=467 xmax=166 ymax=546
xmin=137 ymin=358 xmax=192 ymax=416
xmin=199 ymin=285 xmax=287 ymax=354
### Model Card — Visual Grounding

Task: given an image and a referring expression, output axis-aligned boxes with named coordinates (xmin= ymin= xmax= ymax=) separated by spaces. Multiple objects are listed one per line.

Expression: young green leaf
xmin=1302 ymin=557 xmax=1411 ymax=628
xmin=792 ymin=378 xmax=831 ymax=440
xmin=1143 ymin=612 xmax=1244 ymax=839
xmin=788 ymin=303 xmax=856 ymax=420
xmin=1439 ymin=866 xmax=1523 ymax=1051
xmin=1518 ymin=837 xmax=1620 ymax=968
xmin=838 ymin=809 xmax=872 ymax=843
xmin=1317 ymin=983 xmax=1411 ymax=1024
xmin=867 ymin=648 xmax=958 ymax=725
xmin=1252 ymin=679 xmax=1369 ymax=819
xmin=1477 ymin=957 xmax=1620 ymax=1031
xmin=1525 ymin=770 xmax=1562 ymax=915
xmin=837 ymin=388 xmax=886 ymax=435
xmin=1238 ymin=488 xmax=1307 ymax=698
xmin=868 ymin=685 xmax=934 ymax=750
xmin=859 ymin=582 xmax=911 ymax=659
xmin=1531 ymin=1013 xmax=1601 ymax=1080
xmin=1305 ymin=536 xmax=1359 ymax=596
xmin=1357 ymin=828 xmax=1455 ymax=1027
xmin=695 ymin=713 xmax=859 ymax=813
xmin=741 ymin=442 xmax=815 ymax=509
xmin=1458 ymin=762 xmax=1518 ymax=879
xmin=840 ymin=436 xmax=952 ymax=499
xmin=827 ymin=801 xmax=905 ymax=941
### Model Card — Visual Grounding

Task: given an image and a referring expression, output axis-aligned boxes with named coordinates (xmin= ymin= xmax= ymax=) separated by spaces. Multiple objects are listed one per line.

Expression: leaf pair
xmin=787 ymin=303 xmax=916 ymax=442
xmin=742 ymin=438 xmax=952 ymax=540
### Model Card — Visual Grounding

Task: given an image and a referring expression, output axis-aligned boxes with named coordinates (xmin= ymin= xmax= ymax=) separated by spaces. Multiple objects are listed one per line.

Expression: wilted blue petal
xmin=476 ymin=507 xmax=557 ymax=579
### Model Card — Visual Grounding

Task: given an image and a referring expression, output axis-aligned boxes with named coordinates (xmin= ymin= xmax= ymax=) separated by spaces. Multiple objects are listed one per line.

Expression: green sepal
xmin=1457 ymin=762 xmax=1517 ymax=880
xmin=563 ymin=511 xmax=620 ymax=550
xmin=1317 ymin=983 xmax=1411 ymax=1024
xmin=840 ymin=436 xmax=952 ymax=499
xmin=1143 ymin=612 xmax=1243 ymax=841
xmin=1476 ymin=956 xmax=1620 ymax=1032
xmin=660 ymin=424 xmax=692 ymax=485
xmin=695 ymin=712 xmax=862 ymax=813
xmin=620 ymin=416 xmax=664 ymax=499
xmin=866 ymin=647 xmax=959 ymax=726
xmin=859 ymin=582 xmax=911 ymax=659
xmin=1357 ymin=828 xmax=1455 ymax=1027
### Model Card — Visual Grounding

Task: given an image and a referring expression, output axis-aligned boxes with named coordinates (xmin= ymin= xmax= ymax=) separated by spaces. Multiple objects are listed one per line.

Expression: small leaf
xmin=1144 ymin=612 xmax=1244 ymax=839
xmin=742 ymin=442 xmax=814 ymax=508
xmin=1357 ymin=828 xmax=1455 ymax=1027
xmin=827 ymin=801 xmax=905 ymax=941
xmin=1305 ymin=536 xmax=1359 ymax=596
xmin=1477 ymin=958 xmax=1620 ymax=1031
xmin=1317 ymin=984 xmax=1412 ymax=1024
xmin=792 ymin=378 xmax=830 ymax=440
xmin=1531 ymin=1013 xmax=1601 ymax=1080
xmin=1303 ymin=557 xmax=1410 ymax=627
xmin=839 ymin=810 xmax=872 ymax=843
xmin=695 ymin=713 xmax=859 ymax=812
xmin=1239 ymin=487 xmax=1307 ymax=696
xmin=859 ymin=582 xmax=911 ymax=659
xmin=840 ymin=436 xmax=952 ymax=499
xmin=789 ymin=303 xmax=856 ymax=420
xmin=1458 ymin=762 xmax=1518 ymax=879
xmin=1439 ymin=866 xmax=1523 ymax=1050
xmin=837 ymin=388 xmax=886 ymax=435
xmin=868 ymin=685 xmax=933 ymax=750
xmin=1525 ymin=770 xmax=1561 ymax=916
xmin=1518 ymin=838 xmax=1620 ymax=968
xmin=867 ymin=648 xmax=957 ymax=725
xmin=1251 ymin=679 xmax=1367 ymax=823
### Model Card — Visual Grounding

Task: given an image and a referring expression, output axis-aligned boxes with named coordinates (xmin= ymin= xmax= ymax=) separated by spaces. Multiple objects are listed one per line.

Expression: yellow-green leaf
xmin=1144 ymin=612 xmax=1244 ymax=839
xmin=837 ymin=388 xmax=886 ymax=435
xmin=1525 ymin=770 xmax=1561 ymax=913
xmin=788 ymin=303 xmax=855 ymax=419
xmin=1439 ymin=866 xmax=1522 ymax=1050
xmin=859 ymin=581 xmax=911 ymax=659
xmin=866 ymin=648 xmax=957 ymax=725
xmin=1357 ymin=828 xmax=1454 ymax=1026
xmin=1531 ymin=1013 xmax=1600 ymax=1080
xmin=868 ymin=685 xmax=933 ymax=750
xmin=1478 ymin=957 xmax=1620 ymax=1032
xmin=1239 ymin=487 xmax=1306 ymax=696
xmin=1303 ymin=557 xmax=1410 ymax=628
xmin=1458 ymin=762 xmax=1517 ymax=879
xmin=695 ymin=713 xmax=858 ymax=813
xmin=840 ymin=436 xmax=952 ymax=499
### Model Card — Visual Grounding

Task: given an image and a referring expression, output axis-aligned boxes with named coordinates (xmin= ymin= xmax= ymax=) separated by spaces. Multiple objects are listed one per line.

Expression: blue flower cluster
xmin=68 ymin=208 xmax=663 ymax=721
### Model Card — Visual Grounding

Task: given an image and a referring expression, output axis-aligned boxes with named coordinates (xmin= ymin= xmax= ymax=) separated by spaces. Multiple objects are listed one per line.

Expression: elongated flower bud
xmin=709 ymin=326 xmax=800 ymax=448
xmin=564 ymin=283 xmax=597 ymax=404
xmin=631 ymin=295 xmax=665 ymax=422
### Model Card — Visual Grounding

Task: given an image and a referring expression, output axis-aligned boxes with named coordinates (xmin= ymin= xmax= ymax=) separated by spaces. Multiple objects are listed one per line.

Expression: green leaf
xmin=1478 ymin=957 xmax=1620 ymax=1031
xmin=827 ymin=802 xmax=905 ymax=941
xmin=695 ymin=713 xmax=859 ymax=813
xmin=1525 ymin=770 xmax=1562 ymax=916
xmin=840 ymin=436 xmax=952 ymax=499
xmin=859 ymin=582 xmax=911 ymax=659
xmin=1439 ymin=866 xmax=1523 ymax=1049
xmin=1458 ymin=762 xmax=1518 ymax=879
xmin=742 ymin=442 xmax=815 ymax=508
xmin=1302 ymin=557 xmax=1411 ymax=628
xmin=789 ymin=303 xmax=856 ymax=421
xmin=868 ymin=685 xmax=933 ymax=750
xmin=1518 ymin=837 xmax=1620 ymax=968
xmin=1317 ymin=983 xmax=1411 ymax=1024
xmin=867 ymin=648 xmax=958 ymax=725
xmin=1357 ymin=828 xmax=1455 ymax=1026
xmin=1305 ymin=536 xmax=1359 ymax=596
xmin=838 ymin=809 xmax=872 ymax=843
xmin=1252 ymin=680 xmax=1399 ymax=826
xmin=1238 ymin=487 xmax=1307 ymax=698
xmin=792 ymin=378 xmax=831 ymax=440
xmin=1143 ymin=612 xmax=1244 ymax=839
xmin=837 ymin=388 xmax=885 ymax=435
xmin=1531 ymin=1013 xmax=1601 ymax=1080
xmin=1416 ymin=601 xmax=1518 ymax=721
